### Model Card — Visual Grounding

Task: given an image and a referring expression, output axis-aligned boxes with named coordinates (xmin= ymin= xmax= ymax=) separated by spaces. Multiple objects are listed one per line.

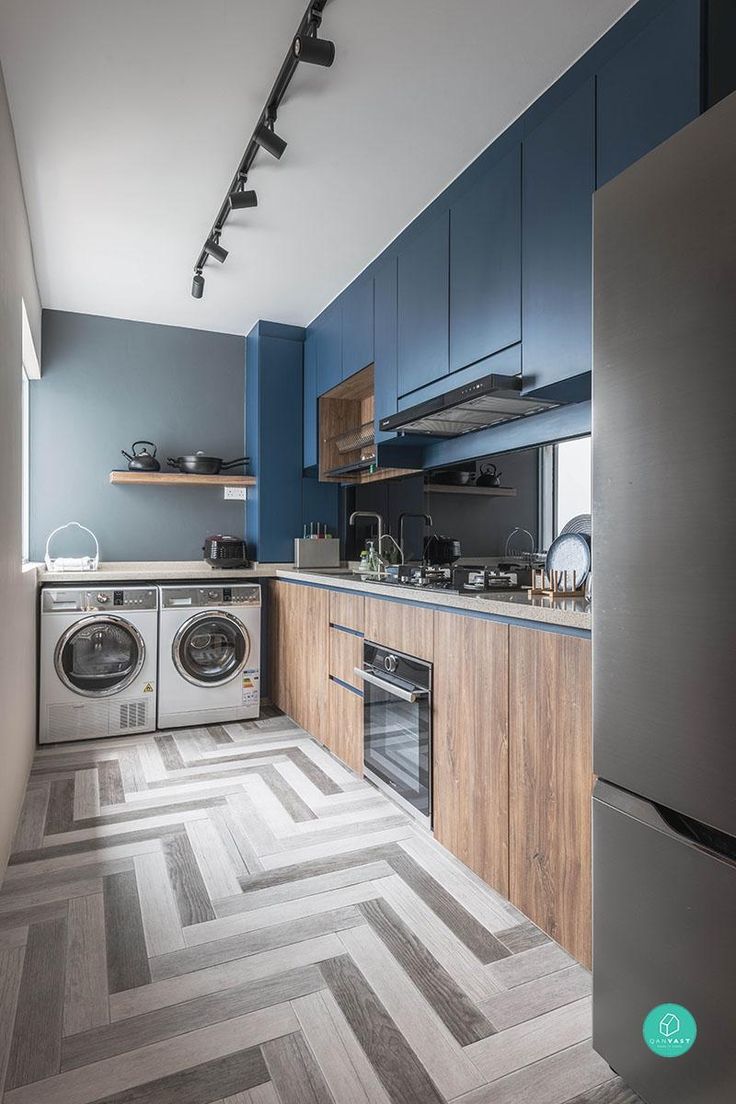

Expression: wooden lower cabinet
xmin=327 ymin=676 xmax=364 ymax=774
xmin=329 ymin=625 xmax=363 ymax=691
xmin=268 ymin=580 xmax=329 ymax=742
xmin=364 ymin=596 xmax=434 ymax=659
xmin=432 ymin=612 xmax=509 ymax=896
xmin=329 ymin=590 xmax=364 ymax=634
xmin=509 ymin=626 xmax=592 ymax=967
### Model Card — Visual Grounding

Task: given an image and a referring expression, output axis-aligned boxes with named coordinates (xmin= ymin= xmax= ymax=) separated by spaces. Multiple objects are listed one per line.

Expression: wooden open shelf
xmin=109 ymin=471 xmax=256 ymax=487
xmin=319 ymin=365 xmax=420 ymax=484
xmin=424 ymin=484 xmax=517 ymax=497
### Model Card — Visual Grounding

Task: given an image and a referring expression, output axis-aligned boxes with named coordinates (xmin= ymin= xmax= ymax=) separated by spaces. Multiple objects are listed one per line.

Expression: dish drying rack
xmin=333 ymin=421 xmax=375 ymax=454
xmin=527 ymin=567 xmax=587 ymax=598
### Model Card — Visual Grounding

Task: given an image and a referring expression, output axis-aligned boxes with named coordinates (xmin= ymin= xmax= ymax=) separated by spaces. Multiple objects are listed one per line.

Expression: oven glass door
xmin=362 ymin=658 xmax=431 ymax=820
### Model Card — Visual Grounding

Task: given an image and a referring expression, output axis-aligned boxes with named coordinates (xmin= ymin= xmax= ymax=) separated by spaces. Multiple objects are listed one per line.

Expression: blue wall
xmin=31 ymin=310 xmax=246 ymax=562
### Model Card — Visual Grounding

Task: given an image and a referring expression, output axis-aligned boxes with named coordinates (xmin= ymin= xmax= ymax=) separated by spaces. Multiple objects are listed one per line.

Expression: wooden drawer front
xmin=433 ymin=612 xmax=509 ymax=896
xmin=330 ymin=590 xmax=364 ymax=634
xmin=509 ymin=626 xmax=592 ymax=967
xmin=330 ymin=627 xmax=363 ymax=691
xmin=328 ymin=677 xmax=364 ymax=775
xmin=363 ymin=597 xmax=434 ymax=661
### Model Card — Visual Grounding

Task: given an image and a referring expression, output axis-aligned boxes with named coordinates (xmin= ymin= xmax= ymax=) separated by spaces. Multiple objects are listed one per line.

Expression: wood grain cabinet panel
xmin=327 ymin=678 xmax=364 ymax=775
xmin=268 ymin=581 xmax=329 ymax=743
xmin=363 ymin=597 xmax=434 ymax=661
xmin=329 ymin=627 xmax=363 ymax=691
xmin=509 ymin=626 xmax=592 ymax=967
xmin=433 ymin=612 xmax=509 ymax=895
xmin=329 ymin=591 xmax=364 ymax=634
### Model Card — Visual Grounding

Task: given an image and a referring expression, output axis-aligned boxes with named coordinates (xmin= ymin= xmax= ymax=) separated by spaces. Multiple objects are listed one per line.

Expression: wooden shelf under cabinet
xmin=109 ymin=471 xmax=255 ymax=487
xmin=424 ymin=484 xmax=516 ymax=497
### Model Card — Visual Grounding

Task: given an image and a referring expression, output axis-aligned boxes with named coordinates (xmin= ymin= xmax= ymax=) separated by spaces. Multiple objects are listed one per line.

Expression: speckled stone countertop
xmin=35 ymin=561 xmax=293 ymax=583
xmin=277 ymin=568 xmax=591 ymax=631
xmin=33 ymin=561 xmax=590 ymax=629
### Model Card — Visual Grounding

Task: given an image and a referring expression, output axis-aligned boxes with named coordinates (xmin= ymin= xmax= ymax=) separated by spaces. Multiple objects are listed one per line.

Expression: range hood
xmin=379 ymin=373 xmax=561 ymax=438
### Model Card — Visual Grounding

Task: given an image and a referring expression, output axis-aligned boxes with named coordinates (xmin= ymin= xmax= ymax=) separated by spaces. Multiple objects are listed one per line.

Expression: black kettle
xmin=476 ymin=461 xmax=502 ymax=487
xmin=121 ymin=441 xmax=161 ymax=472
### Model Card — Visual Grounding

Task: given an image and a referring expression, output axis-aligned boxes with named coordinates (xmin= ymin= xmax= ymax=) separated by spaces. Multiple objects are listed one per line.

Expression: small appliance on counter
xmin=44 ymin=522 xmax=100 ymax=573
xmin=202 ymin=535 xmax=250 ymax=569
xmin=423 ymin=533 xmax=462 ymax=565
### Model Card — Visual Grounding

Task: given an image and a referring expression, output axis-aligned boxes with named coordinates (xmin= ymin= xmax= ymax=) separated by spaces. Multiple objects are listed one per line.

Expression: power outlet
xmin=224 ymin=486 xmax=247 ymax=501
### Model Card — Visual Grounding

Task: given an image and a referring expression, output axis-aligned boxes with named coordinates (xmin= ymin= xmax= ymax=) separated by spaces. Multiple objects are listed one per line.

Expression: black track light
xmin=204 ymin=236 xmax=228 ymax=263
xmin=293 ymin=33 xmax=335 ymax=67
xmin=229 ymin=187 xmax=258 ymax=210
xmin=254 ymin=120 xmax=287 ymax=160
xmin=191 ymin=270 xmax=204 ymax=299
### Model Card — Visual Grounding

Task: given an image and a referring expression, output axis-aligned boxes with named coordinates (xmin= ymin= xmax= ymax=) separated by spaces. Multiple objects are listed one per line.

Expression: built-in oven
xmin=355 ymin=641 xmax=432 ymax=826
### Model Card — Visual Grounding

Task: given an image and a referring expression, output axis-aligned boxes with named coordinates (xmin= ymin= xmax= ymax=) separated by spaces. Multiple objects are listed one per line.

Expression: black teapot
xmin=476 ymin=461 xmax=502 ymax=487
xmin=121 ymin=441 xmax=161 ymax=472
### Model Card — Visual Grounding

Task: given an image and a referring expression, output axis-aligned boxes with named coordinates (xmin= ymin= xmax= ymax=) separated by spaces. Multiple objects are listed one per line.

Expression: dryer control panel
xmin=160 ymin=584 xmax=261 ymax=610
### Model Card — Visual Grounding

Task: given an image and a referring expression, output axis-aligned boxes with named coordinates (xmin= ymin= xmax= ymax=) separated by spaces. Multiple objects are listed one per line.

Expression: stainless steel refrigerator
xmin=592 ymin=91 xmax=736 ymax=1103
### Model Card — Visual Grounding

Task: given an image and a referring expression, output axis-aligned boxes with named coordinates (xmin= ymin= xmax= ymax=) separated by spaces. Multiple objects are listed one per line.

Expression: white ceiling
xmin=0 ymin=0 xmax=634 ymax=337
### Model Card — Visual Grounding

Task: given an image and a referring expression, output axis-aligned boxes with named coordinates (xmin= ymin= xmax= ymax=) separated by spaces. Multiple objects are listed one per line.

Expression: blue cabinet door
xmin=522 ymin=79 xmax=595 ymax=393
xmin=374 ymin=256 xmax=398 ymax=444
xmin=316 ymin=301 xmax=342 ymax=396
xmin=450 ymin=145 xmax=521 ymax=372
xmin=397 ymin=211 xmax=449 ymax=396
xmin=596 ymin=0 xmax=701 ymax=188
xmin=303 ymin=327 xmax=318 ymax=469
xmin=341 ymin=275 xmax=374 ymax=379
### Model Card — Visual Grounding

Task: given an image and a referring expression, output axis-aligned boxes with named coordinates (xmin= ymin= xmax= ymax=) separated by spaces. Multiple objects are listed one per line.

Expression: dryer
xmin=158 ymin=584 xmax=260 ymax=728
xmin=40 ymin=586 xmax=158 ymax=744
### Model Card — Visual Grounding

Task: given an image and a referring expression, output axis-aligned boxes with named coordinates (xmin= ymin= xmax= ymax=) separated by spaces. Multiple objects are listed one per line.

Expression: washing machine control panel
xmin=41 ymin=587 xmax=158 ymax=612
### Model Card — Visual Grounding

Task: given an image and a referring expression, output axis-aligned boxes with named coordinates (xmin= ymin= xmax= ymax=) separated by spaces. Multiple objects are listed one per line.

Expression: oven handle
xmin=354 ymin=667 xmax=428 ymax=704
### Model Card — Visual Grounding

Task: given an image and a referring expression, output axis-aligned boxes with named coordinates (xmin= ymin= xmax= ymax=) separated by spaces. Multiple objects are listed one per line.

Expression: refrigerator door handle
xmin=594 ymin=780 xmax=736 ymax=865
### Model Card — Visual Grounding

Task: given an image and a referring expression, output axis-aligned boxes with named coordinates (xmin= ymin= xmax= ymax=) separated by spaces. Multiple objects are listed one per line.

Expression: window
xmin=539 ymin=435 xmax=591 ymax=548
xmin=21 ymin=365 xmax=30 ymax=562
xmin=21 ymin=299 xmax=41 ymax=564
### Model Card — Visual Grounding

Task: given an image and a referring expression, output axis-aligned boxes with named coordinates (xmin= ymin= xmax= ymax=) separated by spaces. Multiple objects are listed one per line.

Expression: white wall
xmin=0 ymin=61 xmax=42 ymax=879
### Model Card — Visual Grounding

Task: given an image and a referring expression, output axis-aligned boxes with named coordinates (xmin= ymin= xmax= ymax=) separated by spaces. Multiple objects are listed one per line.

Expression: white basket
xmin=44 ymin=522 xmax=100 ymax=572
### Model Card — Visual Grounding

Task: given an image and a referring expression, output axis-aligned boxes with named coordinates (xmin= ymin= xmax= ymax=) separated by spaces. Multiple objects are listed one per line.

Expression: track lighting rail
xmin=192 ymin=0 xmax=333 ymax=297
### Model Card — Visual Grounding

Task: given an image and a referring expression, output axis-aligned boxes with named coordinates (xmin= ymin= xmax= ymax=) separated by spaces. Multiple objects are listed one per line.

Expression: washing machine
xmin=39 ymin=586 xmax=158 ymax=744
xmin=157 ymin=584 xmax=260 ymax=728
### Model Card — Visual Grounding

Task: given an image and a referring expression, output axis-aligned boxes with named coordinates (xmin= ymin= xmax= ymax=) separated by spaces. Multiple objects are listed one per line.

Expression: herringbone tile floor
xmin=0 ymin=707 xmax=639 ymax=1104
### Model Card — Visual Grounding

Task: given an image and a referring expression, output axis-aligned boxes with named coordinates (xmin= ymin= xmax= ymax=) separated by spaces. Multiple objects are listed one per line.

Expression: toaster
xmin=202 ymin=535 xmax=251 ymax=569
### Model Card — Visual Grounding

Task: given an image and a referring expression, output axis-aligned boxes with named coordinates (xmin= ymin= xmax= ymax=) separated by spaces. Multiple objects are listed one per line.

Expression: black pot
xmin=167 ymin=452 xmax=250 ymax=476
xmin=428 ymin=469 xmax=473 ymax=486
xmin=424 ymin=534 xmax=462 ymax=565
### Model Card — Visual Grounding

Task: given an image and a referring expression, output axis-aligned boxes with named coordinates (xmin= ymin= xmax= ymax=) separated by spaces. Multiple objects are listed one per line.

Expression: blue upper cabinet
xmin=374 ymin=256 xmax=398 ymax=444
xmin=316 ymin=301 xmax=342 ymax=396
xmin=522 ymin=79 xmax=595 ymax=393
xmin=596 ymin=0 xmax=701 ymax=188
xmin=341 ymin=274 xmax=374 ymax=379
xmin=303 ymin=327 xmax=318 ymax=469
xmin=397 ymin=211 xmax=450 ymax=396
xmin=449 ymin=145 xmax=521 ymax=372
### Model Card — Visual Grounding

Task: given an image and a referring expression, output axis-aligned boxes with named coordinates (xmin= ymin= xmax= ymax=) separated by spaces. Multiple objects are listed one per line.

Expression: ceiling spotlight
xmin=254 ymin=120 xmax=287 ymax=160
xmin=293 ymin=33 xmax=335 ymax=67
xmin=204 ymin=236 xmax=228 ymax=263
xmin=230 ymin=187 xmax=258 ymax=210
xmin=191 ymin=271 xmax=204 ymax=299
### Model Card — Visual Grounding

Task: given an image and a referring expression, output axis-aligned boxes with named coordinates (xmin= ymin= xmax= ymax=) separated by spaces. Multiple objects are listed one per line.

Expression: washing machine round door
xmin=55 ymin=615 xmax=145 ymax=697
xmin=173 ymin=611 xmax=250 ymax=687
